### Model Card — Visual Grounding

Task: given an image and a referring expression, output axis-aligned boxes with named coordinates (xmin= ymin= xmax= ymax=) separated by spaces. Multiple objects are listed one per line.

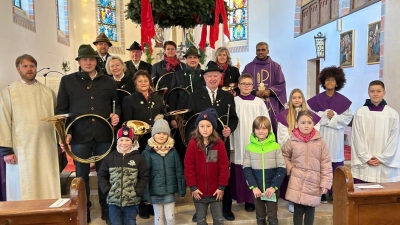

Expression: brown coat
xmin=282 ymin=131 xmax=332 ymax=207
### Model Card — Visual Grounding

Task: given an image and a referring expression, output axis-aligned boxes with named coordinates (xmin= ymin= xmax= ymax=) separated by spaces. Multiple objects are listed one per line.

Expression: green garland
xmin=125 ymin=0 xmax=230 ymax=29
xmin=144 ymin=43 xmax=154 ymax=64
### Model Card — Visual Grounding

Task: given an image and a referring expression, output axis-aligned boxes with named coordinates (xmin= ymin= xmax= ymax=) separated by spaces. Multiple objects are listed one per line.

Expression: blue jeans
xmin=71 ymin=140 xmax=111 ymax=213
xmin=109 ymin=204 xmax=139 ymax=225
xmin=194 ymin=196 xmax=223 ymax=225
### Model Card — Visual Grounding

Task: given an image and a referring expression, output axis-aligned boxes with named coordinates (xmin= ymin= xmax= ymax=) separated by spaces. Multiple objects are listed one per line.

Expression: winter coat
xmin=55 ymin=70 xmax=121 ymax=144
xmin=243 ymin=133 xmax=286 ymax=192
xmin=184 ymin=138 xmax=229 ymax=197
xmin=282 ymin=131 xmax=332 ymax=207
xmin=141 ymin=146 xmax=186 ymax=202
xmin=98 ymin=149 xmax=149 ymax=207
xmin=124 ymin=60 xmax=152 ymax=77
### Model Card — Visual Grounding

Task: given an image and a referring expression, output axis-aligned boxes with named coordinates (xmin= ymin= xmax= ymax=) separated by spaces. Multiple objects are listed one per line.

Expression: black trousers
xmin=293 ymin=203 xmax=315 ymax=225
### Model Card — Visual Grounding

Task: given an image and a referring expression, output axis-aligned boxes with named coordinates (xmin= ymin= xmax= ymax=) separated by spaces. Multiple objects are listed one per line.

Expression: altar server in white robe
xmin=230 ymin=74 xmax=270 ymax=212
xmin=351 ymin=80 xmax=400 ymax=183
xmin=0 ymin=54 xmax=60 ymax=201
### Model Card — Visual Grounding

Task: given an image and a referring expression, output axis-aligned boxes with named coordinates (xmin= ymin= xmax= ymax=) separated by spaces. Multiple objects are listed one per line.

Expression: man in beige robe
xmin=0 ymin=54 xmax=60 ymax=201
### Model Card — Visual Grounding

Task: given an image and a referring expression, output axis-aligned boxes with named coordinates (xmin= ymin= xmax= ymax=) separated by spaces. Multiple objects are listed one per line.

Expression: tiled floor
xmin=88 ymin=189 xmax=333 ymax=225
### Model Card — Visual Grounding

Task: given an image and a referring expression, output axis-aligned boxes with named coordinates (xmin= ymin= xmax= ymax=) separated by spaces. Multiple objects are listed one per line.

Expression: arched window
xmin=229 ymin=0 xmax=248 ymax=41
xmin=56 ymin=0 xmax=70 ymax=46
xmin=96 ymin=0 xmax=117 ymax=42
xmin=12 ymin=0 xmax=35 ymax=32
xmin=96 ymin=0 xmax=125 ymax=54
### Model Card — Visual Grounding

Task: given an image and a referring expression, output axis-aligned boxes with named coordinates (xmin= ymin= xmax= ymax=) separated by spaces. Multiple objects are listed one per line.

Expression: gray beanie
xmin=151 ymin=114 xmax=171 ymax=136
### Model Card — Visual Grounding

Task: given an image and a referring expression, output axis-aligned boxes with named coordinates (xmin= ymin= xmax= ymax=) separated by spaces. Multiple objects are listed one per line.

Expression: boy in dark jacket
xmin=98 ymin=127 xmax=149 ymax=225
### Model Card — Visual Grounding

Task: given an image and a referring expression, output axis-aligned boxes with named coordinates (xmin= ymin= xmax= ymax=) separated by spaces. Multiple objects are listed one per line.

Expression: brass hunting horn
xmin=42 ymin=113 xmax=114 ymax=163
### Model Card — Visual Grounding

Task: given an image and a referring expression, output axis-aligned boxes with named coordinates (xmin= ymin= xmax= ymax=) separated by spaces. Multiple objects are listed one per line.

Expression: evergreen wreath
xmin=125 ymin=0 xmax=230 ymax=29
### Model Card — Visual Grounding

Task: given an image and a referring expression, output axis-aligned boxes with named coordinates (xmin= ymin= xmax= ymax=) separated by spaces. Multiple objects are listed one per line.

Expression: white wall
xmin=0 ymin=1 xmax=75 ymax=90
xmin=268 ymin=1 xmax=381 ymax=113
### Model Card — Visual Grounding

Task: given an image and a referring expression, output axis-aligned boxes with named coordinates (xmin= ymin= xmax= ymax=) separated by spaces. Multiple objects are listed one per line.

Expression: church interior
xmin=1 ymin=0 xmax=400 ymax=224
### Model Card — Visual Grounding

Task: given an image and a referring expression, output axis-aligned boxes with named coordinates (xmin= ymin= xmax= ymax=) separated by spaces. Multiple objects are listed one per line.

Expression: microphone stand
xmin=43 ymin=71 xmax=64 ymax=86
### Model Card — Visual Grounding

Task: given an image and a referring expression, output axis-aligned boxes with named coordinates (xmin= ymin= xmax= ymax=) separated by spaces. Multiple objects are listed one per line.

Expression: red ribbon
xmin=141 ymin=0 xmax=156 ymax=53
xmin=199 ymin=0 xmax=230 ymax=50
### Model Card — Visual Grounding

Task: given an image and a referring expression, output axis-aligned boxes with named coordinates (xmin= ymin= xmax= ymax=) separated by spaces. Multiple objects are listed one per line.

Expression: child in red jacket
xmin=184 ymin=108 xmax=230 ymax=225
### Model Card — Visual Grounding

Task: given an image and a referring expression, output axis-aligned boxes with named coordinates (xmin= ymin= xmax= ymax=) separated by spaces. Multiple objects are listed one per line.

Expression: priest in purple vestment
xmin=242 ymin=42 xmax=287 ymax=136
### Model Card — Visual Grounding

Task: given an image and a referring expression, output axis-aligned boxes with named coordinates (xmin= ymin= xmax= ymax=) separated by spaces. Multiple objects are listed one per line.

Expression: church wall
xmin=268 ymin=0 xmax=381 ymax=113
xmin=0 ymin=0 xmax=75 ymax=90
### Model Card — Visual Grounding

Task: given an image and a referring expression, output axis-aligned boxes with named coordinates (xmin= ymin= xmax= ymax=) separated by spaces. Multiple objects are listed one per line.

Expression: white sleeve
xmin=277 ymin=122 xmax=289 ymax=147
xmin=351 ymin=113 xmax=372 ymax=166
xmin=376 ymin=116 xmax=400 ymax=168
xmin=324 ymin=108 xmax=353 ymax=130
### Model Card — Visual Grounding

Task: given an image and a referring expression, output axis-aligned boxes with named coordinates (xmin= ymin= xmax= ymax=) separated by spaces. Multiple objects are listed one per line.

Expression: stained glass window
xmin=229 ymin=0 xmax=248 ymax=41
xmin=97 ymin=0 xmax=117 ymax=41
xmin=14 ymin=0 xmax=22 ymax=8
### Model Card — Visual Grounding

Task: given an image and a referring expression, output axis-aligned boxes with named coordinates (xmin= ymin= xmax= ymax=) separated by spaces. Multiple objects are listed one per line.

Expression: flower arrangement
xmin=61 ymin=60 xmax=70 ymax=74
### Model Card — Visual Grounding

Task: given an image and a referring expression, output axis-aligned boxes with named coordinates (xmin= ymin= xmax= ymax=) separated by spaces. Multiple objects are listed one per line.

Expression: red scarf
xmin=164 ymin=55 xmax=181 ymax=72
xmin=217 ymin=62 xmax=228 ymax=87
xmin=292 ymin=128 xmax=316 ymax=143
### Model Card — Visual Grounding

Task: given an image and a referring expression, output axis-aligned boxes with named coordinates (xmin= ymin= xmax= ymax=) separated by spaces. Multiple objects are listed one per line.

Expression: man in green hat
xmin=93 ymin=33 xmax=113 ymax=75
xmin=56 ymin=44 xmax=121 ymax=224
xmin=124 ymin=41 xmax=152 ymax=77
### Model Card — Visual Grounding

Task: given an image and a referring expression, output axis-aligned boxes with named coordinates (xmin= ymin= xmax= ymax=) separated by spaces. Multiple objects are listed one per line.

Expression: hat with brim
xmin=183 ymin=46 xmax=201 ymax=58
xmin=75 ymin=44 xmax=101 ymax=61
xmin=93 ymin=33 xmax=112 ymax=47
xmin=202 ymin=61 xmax=223 ymax=74
xmin=126 ymin=41 xmax=142 ymax=51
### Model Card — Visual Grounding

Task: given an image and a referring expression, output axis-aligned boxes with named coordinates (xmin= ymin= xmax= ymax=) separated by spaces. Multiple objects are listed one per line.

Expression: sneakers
xmin=321 ymin=194 xmax=328 ymax=203
xmin=288 ymin=202 xmax=294 ymax=213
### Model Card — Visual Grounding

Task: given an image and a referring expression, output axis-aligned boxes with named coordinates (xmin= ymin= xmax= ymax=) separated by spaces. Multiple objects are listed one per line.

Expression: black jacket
xmin=121 ymin=91 xmax=164 ymax=126
xmin=124 ymin=60 xmax=152 ymax=77
xmin=151 ymin=60 xmax=185 ymax=89
xmin=222 ymin=65 xmax=240 ymax=86
xmin=110 ymin=75 xmax=136 ymax=107
xmin=187 ymin=87 xmax=239 ymax=156
xmin=98 ymin=149 xmax=149 ymax=207
xmin=55 ymin=71 xmax=121 ymax=144
xmin=167 ymin=69 xmax=205 ymax=112
xmin=96 ymin=52 xmax=112 ymax=76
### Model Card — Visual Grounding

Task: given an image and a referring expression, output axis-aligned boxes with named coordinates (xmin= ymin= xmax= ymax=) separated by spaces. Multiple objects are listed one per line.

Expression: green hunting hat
xmin=183 ymin=46 xmax=201 ymax=58
xmin=75 ymin=44 xmax=101 ymax=61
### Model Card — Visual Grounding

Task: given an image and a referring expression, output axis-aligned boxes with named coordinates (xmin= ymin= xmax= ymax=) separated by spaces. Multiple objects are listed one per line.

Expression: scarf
xmin=147 ymin=137 xmax=175 ymax=157
xmin=217 ymin=62 xmax=228 ymax=87
xmin=185 ymin=65 xmax=202 ymax=84
xmin=164 ymin=55 xmax=181 ymax=72
xmin=292 ymin=128 xmax=317 ymax=143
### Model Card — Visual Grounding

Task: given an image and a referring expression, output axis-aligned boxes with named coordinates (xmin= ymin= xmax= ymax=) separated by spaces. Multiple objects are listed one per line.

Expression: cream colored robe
xmin=0 ymin=80 xmax=60 ymax=200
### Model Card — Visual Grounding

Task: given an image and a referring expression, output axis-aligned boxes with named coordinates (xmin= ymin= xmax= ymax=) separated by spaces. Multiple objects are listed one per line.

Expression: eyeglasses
xmin=239 ymin=83 xmax=253 ymax=87
xmin=325 ymin=79 xmax=336 ymax=83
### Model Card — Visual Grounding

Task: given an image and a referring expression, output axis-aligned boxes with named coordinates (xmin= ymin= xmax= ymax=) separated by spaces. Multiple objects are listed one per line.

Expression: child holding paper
xmin=243 ymin=116 xmax=286 ymax=225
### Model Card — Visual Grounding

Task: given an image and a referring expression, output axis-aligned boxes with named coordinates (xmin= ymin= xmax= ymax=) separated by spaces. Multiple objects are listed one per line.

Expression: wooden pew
xmin=333 ymin=166 xmax=400 ymax=225
xmin=0 ymin=177 xmax=86 ymax=225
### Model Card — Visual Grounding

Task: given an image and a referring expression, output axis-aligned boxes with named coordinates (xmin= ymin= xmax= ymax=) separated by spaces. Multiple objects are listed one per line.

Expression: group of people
xmin=1 ymin=32 xmax=400 ymax=225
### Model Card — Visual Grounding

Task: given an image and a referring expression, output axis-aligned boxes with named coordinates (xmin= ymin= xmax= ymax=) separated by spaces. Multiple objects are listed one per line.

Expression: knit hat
xmin=151 ymin=114 xmax=171 ymax=136
xmin=117 ymin=127 xmax=134 ymax=140
xmin=195 ymin=108 xmax=218 ymax=129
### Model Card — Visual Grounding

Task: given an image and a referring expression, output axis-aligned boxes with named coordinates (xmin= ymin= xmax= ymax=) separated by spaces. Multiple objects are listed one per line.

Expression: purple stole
xmin=276 ymin=109 xmax=321 ymax=127
xmin=307 ymin=91 xmax=352 ymax=114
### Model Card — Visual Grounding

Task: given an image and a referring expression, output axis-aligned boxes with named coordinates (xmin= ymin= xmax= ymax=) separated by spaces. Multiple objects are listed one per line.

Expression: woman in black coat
xmin=121 ymin=70 xmax=164 ymax=152
xmin=214 ymin=47 xmax=240 ymax=95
